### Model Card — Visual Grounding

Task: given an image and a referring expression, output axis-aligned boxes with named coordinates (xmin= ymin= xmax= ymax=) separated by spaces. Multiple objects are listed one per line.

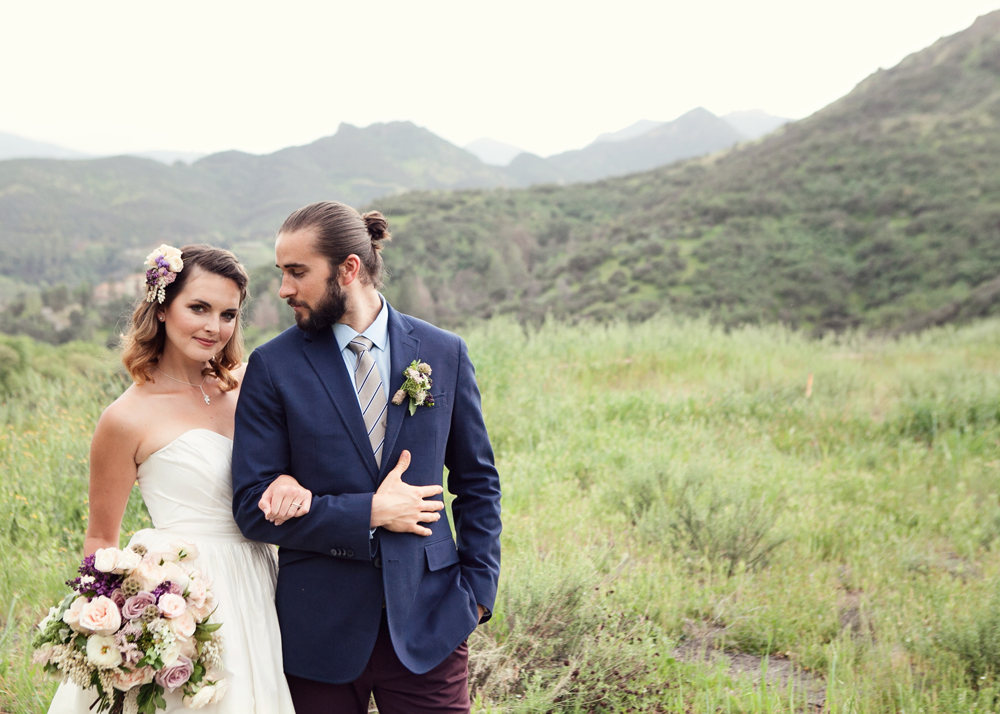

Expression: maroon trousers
xmin=286 ymin=612 xmax=471 ymax=714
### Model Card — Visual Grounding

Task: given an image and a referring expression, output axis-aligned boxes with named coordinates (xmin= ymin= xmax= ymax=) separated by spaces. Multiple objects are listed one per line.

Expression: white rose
xmin=37 ymin=606 xmax=59 ymax=631
xmin=62 ymin=597 xmax=88 ymax=632
xmin=93 ymin=548 xmax=121 ymax=573
xmin=208 ymin=678 xmax=228 ymax=704
xmin=160 ymin=638 xmax=182 ymax=667
xmin=183 ymin=679 xmax=228 ymax=709
xmin=164 ymin=249 xmax=184 ymax=273
xmin=86 ymin=635 xmax=122 ymax=668
xmin=147 ymin=548 xmax=177 ymax=564
xmin=170 ymin=540 xmax=199 ymax=562
xmin=133 ymin=561 xmax=166 ymax=592
xmin=115 ymin=548 xmax=143 ymax=574
xmin=145 ymin=244 xmax=183 ymax=272
xmin=161 ymin=562 xmax=191 ymax=593
xmin=183 ymin=685 xmax=215 ymax=709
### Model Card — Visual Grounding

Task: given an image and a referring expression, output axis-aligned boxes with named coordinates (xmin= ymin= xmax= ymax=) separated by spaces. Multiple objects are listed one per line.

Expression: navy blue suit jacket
xmin=231 ymin=305 xmax=502 ymax=683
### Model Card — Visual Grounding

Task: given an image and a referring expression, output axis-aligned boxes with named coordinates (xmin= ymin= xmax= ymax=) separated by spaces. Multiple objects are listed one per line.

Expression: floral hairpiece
xmin=144 ymin=244 xmax=184 ymax=303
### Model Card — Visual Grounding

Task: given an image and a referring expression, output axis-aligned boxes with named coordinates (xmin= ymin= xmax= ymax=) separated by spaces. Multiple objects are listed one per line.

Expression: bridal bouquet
xmin=32 ymin=542 xmax=227 ymax=713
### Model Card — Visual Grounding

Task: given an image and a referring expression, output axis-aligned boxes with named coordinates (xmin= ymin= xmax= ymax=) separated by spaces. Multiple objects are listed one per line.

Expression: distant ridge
xmin=0 ymin=132 xmax=91 ymax=160
xmin=506 ymin=108 xmax=745 ymax=185
xmin=721 ymin=110 xmax=790 ymax=139
xmin=464 ymin=137 xmax=525 ymax=166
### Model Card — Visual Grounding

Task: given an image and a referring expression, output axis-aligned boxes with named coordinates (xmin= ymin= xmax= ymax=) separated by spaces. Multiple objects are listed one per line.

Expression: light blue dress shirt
xmin=333 ymin=296 xmax=391 ymax=542
xmin=333 ymin=295 xmax=391 ymax=405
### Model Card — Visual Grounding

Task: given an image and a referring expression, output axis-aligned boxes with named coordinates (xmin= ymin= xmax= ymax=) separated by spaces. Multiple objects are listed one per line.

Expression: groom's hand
xmin=371 ymin=450 xmax=444 ymax=536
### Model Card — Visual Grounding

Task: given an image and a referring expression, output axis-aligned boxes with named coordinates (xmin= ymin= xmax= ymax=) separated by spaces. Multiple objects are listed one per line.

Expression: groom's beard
xmin=289 ymin=277 xmax=348 ymax=333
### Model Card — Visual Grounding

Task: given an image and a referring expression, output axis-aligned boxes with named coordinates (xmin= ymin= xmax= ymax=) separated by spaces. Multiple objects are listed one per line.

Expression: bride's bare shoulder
xmin=94 ymin=384 xmax=149 ymax=443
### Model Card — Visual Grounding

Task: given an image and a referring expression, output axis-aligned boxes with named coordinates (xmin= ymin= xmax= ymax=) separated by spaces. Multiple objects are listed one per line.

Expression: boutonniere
xmin=392 ymin=360 xmax=434 ymax=416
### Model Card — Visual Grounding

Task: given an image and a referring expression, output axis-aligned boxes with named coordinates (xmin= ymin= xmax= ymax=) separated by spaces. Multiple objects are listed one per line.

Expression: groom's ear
xmin=339 ymin=255 xmax=363 ymax=287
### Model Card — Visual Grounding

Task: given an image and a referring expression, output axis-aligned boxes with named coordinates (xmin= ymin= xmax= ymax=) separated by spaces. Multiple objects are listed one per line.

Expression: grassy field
xmin=2 ymin=318 xmax=1000 ymax=712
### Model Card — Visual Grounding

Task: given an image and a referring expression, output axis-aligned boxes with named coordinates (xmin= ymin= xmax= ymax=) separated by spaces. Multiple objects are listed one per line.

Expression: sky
xmin=2 ymin=0 xmax=999 ymax=159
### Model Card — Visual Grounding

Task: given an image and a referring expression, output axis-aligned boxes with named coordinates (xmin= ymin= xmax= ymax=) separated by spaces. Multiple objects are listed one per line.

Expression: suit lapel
xmin=302 ymin=328 xmax=380 ymax=484
xmin=380 ymin=306 xmax=419 ymax=482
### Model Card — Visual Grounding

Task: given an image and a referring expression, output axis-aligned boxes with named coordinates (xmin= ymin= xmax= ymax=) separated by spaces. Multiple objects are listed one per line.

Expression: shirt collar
xmin=333 ymin=294 xmax=389 ymax=353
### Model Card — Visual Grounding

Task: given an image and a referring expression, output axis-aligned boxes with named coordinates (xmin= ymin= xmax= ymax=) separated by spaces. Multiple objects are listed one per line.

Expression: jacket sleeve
xmin=444 ymin=338 xmax=502 ymax=621
xmin=231 ymin=348 xmax=374 ymax=561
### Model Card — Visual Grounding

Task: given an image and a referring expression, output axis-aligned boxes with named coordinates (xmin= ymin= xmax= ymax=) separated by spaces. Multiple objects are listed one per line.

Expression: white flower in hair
xmin=144 ymin=244 xmax=184 ymax=303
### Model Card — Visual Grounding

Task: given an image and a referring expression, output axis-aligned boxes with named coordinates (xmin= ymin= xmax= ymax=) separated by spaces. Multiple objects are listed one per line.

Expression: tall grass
xmin=3 ymin=318 xmax=1000 ymax=711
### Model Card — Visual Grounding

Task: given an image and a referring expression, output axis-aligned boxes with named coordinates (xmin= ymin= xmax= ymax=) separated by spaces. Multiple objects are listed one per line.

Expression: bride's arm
xmin=84 ymin=404 xmax=140 ymax=556
xmin=259 ymin=474 xmax=312 ymax=526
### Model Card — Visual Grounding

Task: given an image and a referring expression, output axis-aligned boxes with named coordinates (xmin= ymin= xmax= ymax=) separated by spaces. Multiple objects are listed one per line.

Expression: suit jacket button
xmin=346 ymin=549 xmax=355 ymax=558
xmin=374 ymin=557 xmax=382 ymax=569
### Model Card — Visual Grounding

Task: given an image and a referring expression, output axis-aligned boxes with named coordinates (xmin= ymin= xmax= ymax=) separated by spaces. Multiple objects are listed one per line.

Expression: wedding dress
xmin=47 ymin=429 xmax=295 ymax=713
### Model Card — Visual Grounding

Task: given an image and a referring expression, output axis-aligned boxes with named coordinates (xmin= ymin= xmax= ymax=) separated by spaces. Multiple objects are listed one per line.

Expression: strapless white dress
xmin=48 ymin=429 xmax=295 ymax=713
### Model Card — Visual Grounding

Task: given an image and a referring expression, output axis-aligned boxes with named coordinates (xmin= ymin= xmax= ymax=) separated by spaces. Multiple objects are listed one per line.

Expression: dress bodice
xmin=136 ymin=429 xmax=245 ymax=541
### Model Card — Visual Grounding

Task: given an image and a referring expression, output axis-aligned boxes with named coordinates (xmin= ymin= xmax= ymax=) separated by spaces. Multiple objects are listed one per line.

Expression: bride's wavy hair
xmin=121 ymin=245 xmax=250 ymax=391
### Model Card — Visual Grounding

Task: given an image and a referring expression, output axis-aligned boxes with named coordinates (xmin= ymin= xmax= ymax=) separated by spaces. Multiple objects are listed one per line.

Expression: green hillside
xmin=376 ymin=11 xmax=1000 ymax=333
xmin=3 ymin=12 xmax=1000 ymax=338
xmin=0 ymin=122 xmax=512 ymax=285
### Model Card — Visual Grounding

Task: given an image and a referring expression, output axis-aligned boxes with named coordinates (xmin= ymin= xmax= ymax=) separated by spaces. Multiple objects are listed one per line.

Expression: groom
xmin=231 ymin=201 xmax=501 ymax=713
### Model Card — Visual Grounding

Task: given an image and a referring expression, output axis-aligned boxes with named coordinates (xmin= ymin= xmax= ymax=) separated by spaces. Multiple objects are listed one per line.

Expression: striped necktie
xmin=347 ymin=336 xmax=388 ymax=467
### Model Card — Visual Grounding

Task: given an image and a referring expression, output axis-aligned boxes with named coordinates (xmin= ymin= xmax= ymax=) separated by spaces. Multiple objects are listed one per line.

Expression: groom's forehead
xmin=276 ymin=227 xmax=322 ymax=262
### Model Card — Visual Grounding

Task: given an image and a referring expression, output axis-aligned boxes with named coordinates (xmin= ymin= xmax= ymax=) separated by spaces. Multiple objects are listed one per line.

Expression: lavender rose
xmin=122 ymin=592 xmax=156 ymax=620
xmin=154 ymin=654 xmax=193 ymax=690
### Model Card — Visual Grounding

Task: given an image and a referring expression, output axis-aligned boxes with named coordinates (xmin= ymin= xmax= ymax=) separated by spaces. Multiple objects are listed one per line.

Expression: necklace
xmin=155 ymin=368 xmax=212 ymax=405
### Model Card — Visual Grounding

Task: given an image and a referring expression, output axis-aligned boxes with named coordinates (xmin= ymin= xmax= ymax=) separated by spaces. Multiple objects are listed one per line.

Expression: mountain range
xmin=2 ymin=9 xmax=999 ymax=338
xmin=365 ymin=10 xmax=1000 ymax=333
xmin=0 ymin=107 xmax=783 ymax=285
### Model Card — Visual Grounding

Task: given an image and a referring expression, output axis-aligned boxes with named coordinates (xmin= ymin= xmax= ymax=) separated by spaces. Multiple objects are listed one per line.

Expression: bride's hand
xmin=259 ymin=474 xmax=313 ymax=526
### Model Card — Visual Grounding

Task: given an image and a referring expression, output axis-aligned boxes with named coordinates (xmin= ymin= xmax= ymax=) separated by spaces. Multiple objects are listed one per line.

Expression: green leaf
xmin=408 ymin=399 xmax=417 ymax=416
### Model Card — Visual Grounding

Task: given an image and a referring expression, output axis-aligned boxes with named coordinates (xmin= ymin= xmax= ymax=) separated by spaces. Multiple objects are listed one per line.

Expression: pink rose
xmin=154 ymin=654 xmax=193 ymax=690
xmin=110 ymin=589 xmax=126 ymax=608
xmin=157 ymin=593 xmax=187 ymax=619
xmin=79 ymin=596 xmax=122 ymax=636
xmin=110 ymin=665 xmax=154 ymax=691
xmin=171 ymin=611 xmax=196 ymax=639
xmin=32 ymin=643 xmax=55 ymax=665
xmin=122 ymin=592 xmax=156 ymax=620
xmin=186 ymin=578 xmax=207 ymax=609
xmin=178 ymin=633 xmax=198 ymax=659
xmin=62 ymin=596 xmax=88 ymax=632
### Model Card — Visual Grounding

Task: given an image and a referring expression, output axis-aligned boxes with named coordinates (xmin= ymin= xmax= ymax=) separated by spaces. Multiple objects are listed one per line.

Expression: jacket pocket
xmin=425 ymin=536 xmax=460 ymax=571
xmin=408 ymin=392 xmax=448 ymax=417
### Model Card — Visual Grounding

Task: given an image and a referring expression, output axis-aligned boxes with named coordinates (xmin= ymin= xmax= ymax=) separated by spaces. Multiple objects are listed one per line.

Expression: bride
xmin=47 ymin=244 xmax=307 ymax=712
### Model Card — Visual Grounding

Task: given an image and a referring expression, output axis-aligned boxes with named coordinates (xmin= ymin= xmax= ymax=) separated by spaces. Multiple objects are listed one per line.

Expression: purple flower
xmin=167 ymin=581 xmax=183 ymax=596
xmin=66 ymin=554 xmax=123 ymax=598
xmin=111 ymin=589 xmax=126 ymax=608
xmin=151 ymin=582 xmax=173 ymax=600
xmin=155 ymin=655 xmax=193 ymax=690
xmin=122 ymin=592 xmax=157 ymax=620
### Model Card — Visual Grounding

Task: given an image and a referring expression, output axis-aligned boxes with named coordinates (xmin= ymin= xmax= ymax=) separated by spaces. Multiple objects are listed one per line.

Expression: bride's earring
xmin=158 ymin=315 xmax=165 ymax=322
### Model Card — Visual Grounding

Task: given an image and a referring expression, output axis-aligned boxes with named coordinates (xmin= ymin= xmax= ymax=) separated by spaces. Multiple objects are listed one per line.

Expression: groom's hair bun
xmin=362 ymin=211 xmax=392 ymax=252
xmin=280 ymin=201 xmax=391 ymax=289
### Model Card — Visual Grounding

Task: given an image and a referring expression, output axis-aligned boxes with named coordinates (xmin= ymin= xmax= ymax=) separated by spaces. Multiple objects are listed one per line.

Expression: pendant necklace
xmin=155 ymin=368 xmax=212 ymax=405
